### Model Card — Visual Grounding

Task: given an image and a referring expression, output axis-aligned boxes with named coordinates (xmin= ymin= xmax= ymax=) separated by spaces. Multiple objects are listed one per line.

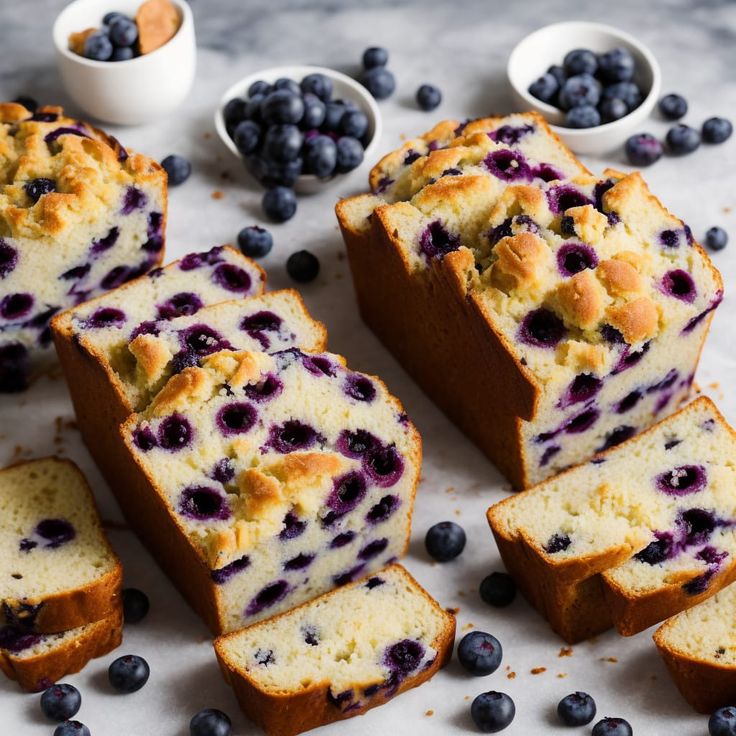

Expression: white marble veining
xmin=1 ymin=0 xmax=735 ymax=733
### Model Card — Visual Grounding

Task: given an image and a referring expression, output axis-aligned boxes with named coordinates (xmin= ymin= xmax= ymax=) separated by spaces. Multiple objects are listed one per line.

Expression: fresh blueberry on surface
xmin=705 ymin=226 xmax=728 ymax=252
xmin=702 ymin=116 xmax=733 ymax=144
xmin=13 ymin=95 xmax=38 ymax=111
xmin=53 ymin=721 xmax=91 ymax=736
xmin=261 ymin=90 xmax=305 ymax=126
xmin=122 ymin=588 xmax=150 ymax=624
xmin=591 ymin=717 xmax=633 ymax=736
xmin=247 ymin=80 xmax=271 ymax=98
xmin=339 ymin=109 xmax=369 ymax=138
xmin=599 ymin=97 xmax=628 ymax=123
xmin=190 ymin=708 xmax=232 ymax=736
xmin=566 ymin=105 xmax=601 ymax=128
xmin=111 ymin=46 xmax=135 ymax=62
xmin=263 ymin=124 xmax=303 ymax=163
xmin=470 ymin=691 xmax=515 ymax=733
xmin=479 ymin=572 xmax=516 ymax=608
xmin=547 ymin=64 xmax=567 ymax=88
xmin=40 ymin=684 xmax=82 ymax=722
xmin=666 ymin=124 xmax=701 ymax=155
xmin=659 ymin=93 xmax=688 ymax=120
xmin=83 ymin=32 xmax=113 ymax=61
xmin=528 ymin=73 xmax=559 ymax=104
xmin=597 ymin=46 xmax=635 ymax=83
xmin=300 ymin=93 xmax=326 ymax=129
xmin=457 ymin=631 xmax=503 ymax=676
xmin=224 ymin=98 xmax=247 ymax=128
xmin=602 ymin=81 xmax=642 ymax=111
xmin=416 ymin=84 xmax=442 ymax=111
xmin=360 ymin=66 xmax=396 ymax=100
xmin=335 ymin=136 xmax=364 ymax=173
xmin=232 ymin=120 xmax=261 ymax=156
xmin=557 ymin=691 xmax=597 ymax=726
xmin=300 ymin=73 xmax=333 ymax=101
xmin=425 ymin=521 xmax=466 ymax=562
xmin=237 ymin=226 xmax=273 ymax=259
xmin=103 ymin=11 xmax=126 ymax=25
xmin=262 ymin=187 xmax=297 ymax=222
xmin=362 ymin=46 xmax=388 ymax=69
xmin=563 ymin=48 xmax=598 ymax=76
xmin=273 ymin=77 xmax=302 ymax=96
xmin=709 ymin=707 xmax=736 ymax=736
xmin=558 ymin=74 xmax=600 ymax=110
xmin=161 ymin=155 xmax=191 ymax=186
xmin=109 ymin=17 xmax=138 ymax=47
xmin=303 ymin=135 xmax=337 ymax=178
xmin=625 ymin=133 xmax=663 ymax=166
xmin=286 ymin=250 xmax=320 ymax=283
xmin=108 ymin=654 xmax=150 ymax=693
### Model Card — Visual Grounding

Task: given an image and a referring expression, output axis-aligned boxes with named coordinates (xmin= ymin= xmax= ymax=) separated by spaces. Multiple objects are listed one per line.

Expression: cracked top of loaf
xmin=0 ymin=103 xmax=164 ymax=241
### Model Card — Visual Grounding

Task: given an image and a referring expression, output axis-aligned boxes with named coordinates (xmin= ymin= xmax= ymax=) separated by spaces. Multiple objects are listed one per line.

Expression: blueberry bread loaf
xmin=1 ymin=458 xmax=122 ymax=634
xmin=488 ymin=397 xmax=736 ymax=643
xmin=214 ymin=564 xmax=454 ymax=736
xmin=0 ymin=608 xmax=122 ymax=692
xmin=336 ymin=112 xmax=722 ymax=489
xmin=119 ymin=348 xmax=420 ymax=634
xmin=654 ymin=582 xmax=736 ymax=713
xmin=0 ymin=102 xmax=167 ymax=392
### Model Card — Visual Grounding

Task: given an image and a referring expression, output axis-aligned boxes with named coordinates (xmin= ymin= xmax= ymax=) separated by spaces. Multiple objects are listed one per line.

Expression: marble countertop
xmin=1 ymin=0 xmax=735 ymax=734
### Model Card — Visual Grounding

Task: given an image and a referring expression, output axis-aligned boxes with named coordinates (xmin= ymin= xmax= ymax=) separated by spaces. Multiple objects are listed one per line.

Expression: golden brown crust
xmin=0 ymin=608 xmax=123 ymax=692
xmin=68 ymin=28 xmax=96 ymax=55
xmin=605 ymin=296 xmax=659 ymax=344
xmin=213 ymin=565 xmax=455 ymax=736
xmin=597 ymin=258 xmax=643 ymax=297
xmin=489 ymin=232 xmax=548 ymax=292
xmin=136 ymin=0 xmax=180 ymax=54
xmin=552 ymin=270 xmax=605 ymax=330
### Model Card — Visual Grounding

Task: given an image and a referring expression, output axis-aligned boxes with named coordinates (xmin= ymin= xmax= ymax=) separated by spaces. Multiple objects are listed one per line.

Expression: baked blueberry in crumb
xmin=178 ymin=485 xmax=230 ymax=521
xmin=216 ymin=403 xmax=257 ymax=436
xmin=267 ymin=420 xmax=320 ymax=452
xmin=544 ymin=533 xmax=571 ymax=553
xmin=158 ymin=414 xmax=194 ymax=450
xmin=211 ymin=555 xmax=251 ymax=585
xmin=518 ymin=308 xmax=566 ymax=348
xmin=655 ymin=465 xmax=707 ymax=496
xmin=419 ymin=220 xmax=460 ymax=259
xmin=246 ymin=580 xmax=290 ymax=616
xmin=366 ymin=495 xmax=400 ymax=524
xmin=325 ymin=472 xmax=367 ymax=519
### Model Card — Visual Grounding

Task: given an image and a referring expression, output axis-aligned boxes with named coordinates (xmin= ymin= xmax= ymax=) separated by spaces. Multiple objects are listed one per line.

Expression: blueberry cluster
xmin=625 ymin=93 xmax=732 ymax=166
xmin=80 ymin=12 xmax=141 ymax=62
xmin=224 ymin=73 xmax=371 ymax=222
xmin=529 ymin=46 xmax=643 ymax=128
xmin=359 ymin=47 xmax=396 ymax=100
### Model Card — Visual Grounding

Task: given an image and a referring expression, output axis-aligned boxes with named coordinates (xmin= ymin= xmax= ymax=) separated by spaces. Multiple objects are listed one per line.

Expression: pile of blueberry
xmin=223 ymin=72 xmax=370 ymax=222
xmin=528 ymin=47 xmax=643 ymax=128
xmin=625 ymin=92 xmax=732 ymax=166
xmin=79 ymin=12 xmax=141 ymax=63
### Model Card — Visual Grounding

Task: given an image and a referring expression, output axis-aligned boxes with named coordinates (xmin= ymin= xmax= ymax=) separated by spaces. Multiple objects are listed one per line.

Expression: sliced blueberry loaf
xmin=0 ymin=458 xmax=122 ymax=633
xmin=336 ymin=113 xmax=722 ymax=489
xmin=213 ymin=564 xmax=454 ymax=736
xmin=654 ymin=581 xmax=736 ymax=713
xmin=120 ymin=348 xmax=420 ymax=634
xmin=0 ymin=608 xmax=122 ymax=692
xmin=488 ymin=398 xmax=736 ymax=643
xmin=0 ymin=102 xmax=167 ymax=391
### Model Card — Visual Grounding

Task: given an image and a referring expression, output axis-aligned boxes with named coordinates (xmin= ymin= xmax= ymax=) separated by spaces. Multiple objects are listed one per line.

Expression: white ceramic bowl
xmin=214 ymin=65 xmax=382 ymax=194
xmin=52 ymin=0 xmax=196 ymax=125
xmin=508 ymin=21 xmax=661 ymax=155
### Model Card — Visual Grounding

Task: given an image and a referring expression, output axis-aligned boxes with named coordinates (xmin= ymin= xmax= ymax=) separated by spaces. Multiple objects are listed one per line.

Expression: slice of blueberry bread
xmin=120 ymin=348 xmax=420 ymax=634
xmin=654 ymin=581 xmax=736 ymax=713
xmin=0 ymin=102 xmax=167 ymax=392
xmin=488 ymin=397 xmax=736 ymax=643
xmin=0 ymin=607 xmax=122 ymax=692
xmin=337 ymin=111 xmax=722 ymax=489
xmin=0 ymin=458 xmax=122 ymax=633
xmin=213 ymin=564 xmax=454 ymax=736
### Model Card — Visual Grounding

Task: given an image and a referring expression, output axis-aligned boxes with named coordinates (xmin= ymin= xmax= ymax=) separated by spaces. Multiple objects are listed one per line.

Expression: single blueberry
xmin=263 ymin=124 xmax=303 ymax=163
xmin=335 ymin=136 xmax=364 ymax=173
xmin=161 ymin=155 xmax=191 ymax=186
xmin=108 ymin=654 xmax=150 ymax=693
xmin=547 ymin=64 xmax=567 ymax=88
xmin=1 ymin=292 xmax=34 ymax=320
xmin=557 ymin=692 xmax=596 ymax=726
xmin=190 ymin=708 xmax=232 ymax=736
xmin=232 ymin=120 xmax=261 ymax=156
xmin=625 ymin=133 xmax=663 ymax=166
xmin=597 ymin=46 xmax=635 ymax=83
xmin=339 ymin=109 xmax=369 ymax=138
xmin=566 ymin=105 xmax=601 ymax=128
xmin=709 ymin=706 xmax=736 ymax=736
xmin=40 ymin=684 xmax=82 ymax=722
xmin=224 ymin=98 xmax=247 ymax=129
xmin=268 ymin=419 xmax=319 ymax=453
xmin=479 ymin=572 xmax=516 ymax=608
xmin=109 ymin=17 xmax=138 ymax=47
xmin=111 ymin=46 xmax=135 ymax=61
xmin=286 ymin=250 xmax=319 ymax=282
xmin=602 ymin=81 xmax=642 ymax=111
xmin=300 ymin=73 xmax=332 ymax=101
xmin=25 ymin=177 xmax=56 ymax=203
xmin=666 ymin=124 xmax=701 ymax=155
xmin=564 ymin=48 xmax=598 ymax=76
xmin=416 ymin=84 xmax=442 ymax=111
xmin=260 ymin=90 xmax=305 ymax=125
xmin=528 ymin=73 xmax=559 ymax=104
xmin=53 ymin=722 xmax=91 ymax=736
xmin=323 ymin=101 xmax=346 ymax=132
xmin=518 ymin=308 xmax=566 ymax=348
xmin=703 ymin=117 xmax=733 ymax=144
xmin=591 ymin=717 xmax=633 ymax=736
xmin=425 ymin=521 xmax=466 ymax=562
xmin=300 ymin=93 xmax=326 ymax=128
xmin=559 ymin=74 xmax=601 ymax=110
xmin=599 ymin=97 xmax=628 ymax=123
xmin=244 ymin=93 xmax=265 ymax=123
xmin=237 ymin=226 xmax=273 ymax=258
xmin=158 ymin=413 xmax=193 ymax=450
xmin=659 ymin=93 xmax=688 ymax=120
xmin=705 ymin=226 xmax=728 ymax=252
xmin=360 ymin=67 xmax=396 ymax=100
xmin=262 ymin=187 xmax=297 ymax=222
xmin=247 ymin=155 xmax=302 ymax=188
xmin=83 ymin=32 xmax=113 ymax=61
xmin=470 ymin=691 xmax=515 ymax=733
xmin=273 ymin=77 xmax=301 ymax=95
xmin=362 ymin=46 xmax=388 ymax=69
xmin=122 ymin=588 xmax=150 ymax=624
xmin=545 ymin=533 xmax=571 ymax=553
xmin=245 ymin=580 xmax=289 ymax=616
xmin=303 ymin=135 xmax=337 ymax=178
xmin=217 ymin=402 xmax=257 ymax=435
xmin=248 ymin=80 xmax=271 ymax=98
